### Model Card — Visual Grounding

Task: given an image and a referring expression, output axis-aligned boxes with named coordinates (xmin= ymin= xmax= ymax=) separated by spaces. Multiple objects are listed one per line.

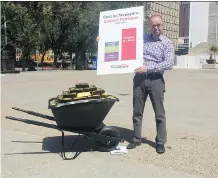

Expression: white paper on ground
xmin=110 ymin=145 xmax=128 ymax=155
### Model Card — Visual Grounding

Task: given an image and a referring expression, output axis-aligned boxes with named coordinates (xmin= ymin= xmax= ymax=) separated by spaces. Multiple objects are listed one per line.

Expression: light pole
xmin=3 ymin=15 xmax=7 ymax=46
xmin=216 ymin=19 xmax=217 ymax=45
xmin=215 ymin=19 xmax=217 ymax=62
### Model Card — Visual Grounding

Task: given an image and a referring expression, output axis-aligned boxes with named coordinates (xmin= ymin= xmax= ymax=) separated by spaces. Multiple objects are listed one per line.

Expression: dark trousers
xmin=132 ymin=72 xmax=166 ymax=144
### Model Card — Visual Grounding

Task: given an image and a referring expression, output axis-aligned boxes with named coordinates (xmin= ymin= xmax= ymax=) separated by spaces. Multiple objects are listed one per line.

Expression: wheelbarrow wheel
xmin=95 ymin=126 xmax=120 ymax=152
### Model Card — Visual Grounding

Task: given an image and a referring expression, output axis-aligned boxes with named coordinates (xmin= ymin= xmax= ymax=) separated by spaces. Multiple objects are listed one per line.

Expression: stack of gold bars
xmin=49 ymin=83 xmax=117 ymax=107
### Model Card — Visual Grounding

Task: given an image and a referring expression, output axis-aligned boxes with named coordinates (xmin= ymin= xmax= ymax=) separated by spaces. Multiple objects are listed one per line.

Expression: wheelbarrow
xmin=11 ymin=96 xmax=123 ymax=160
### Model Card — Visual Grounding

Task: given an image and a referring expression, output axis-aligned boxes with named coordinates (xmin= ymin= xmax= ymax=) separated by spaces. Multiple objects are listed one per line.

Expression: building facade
xmin=179 ymin=2 xmax=190 ymax=37
xmin=177 ymin=2 xmax=190 ymax=48
xmin=143 ymin=2 xmax=180 ymax=48
xmin=207 ymin=2 xmax=218 ymax=45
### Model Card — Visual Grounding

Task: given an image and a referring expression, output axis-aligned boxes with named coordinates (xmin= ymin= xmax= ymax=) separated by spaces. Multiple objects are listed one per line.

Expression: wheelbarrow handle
xmin=12 ymin=106 xmax=55 ymax=121
xmin=12 ymin=107 xmax=25 ymax=112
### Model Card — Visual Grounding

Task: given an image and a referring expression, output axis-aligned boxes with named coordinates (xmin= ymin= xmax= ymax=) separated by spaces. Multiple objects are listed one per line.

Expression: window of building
xmin=161 ymin=7 xmax=163 ymax=13
xmin=165 ymin=9 xmax=168 ymax=15
xmin=163 ymin=8 xmax=165 ymax=14
xmin=184 ymin=39 xmax=189 ymax=44
xmin=152 ymin=5 xmax=155 ymax=11
xmin=171 ymin=2 xmax=173 ymax=9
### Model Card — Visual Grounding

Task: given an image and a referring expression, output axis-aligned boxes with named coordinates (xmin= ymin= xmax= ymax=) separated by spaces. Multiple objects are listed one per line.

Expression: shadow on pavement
xmin=5 ymin=116 xmax=94 ymax=159
xmin=5 ymin=115 xmax=156 ymax=160
xmin=112 ymin=126 xmax=156 ymax=149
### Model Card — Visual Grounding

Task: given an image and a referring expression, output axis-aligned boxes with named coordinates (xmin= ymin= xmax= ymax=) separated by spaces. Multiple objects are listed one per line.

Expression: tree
xmin=1 ymin=1 xmax=44 ymax=70
xmin=209 ymin=45 xmax=218 ymax=60
xmin=39 ymin=2 xmax=77 ymax=67
xmin=2 ymin=1 xmax=149 ymax=70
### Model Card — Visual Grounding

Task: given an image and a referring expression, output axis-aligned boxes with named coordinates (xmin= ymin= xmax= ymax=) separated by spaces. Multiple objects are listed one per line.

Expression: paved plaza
xmin=1 ymin=69 xmax=218 ymax=178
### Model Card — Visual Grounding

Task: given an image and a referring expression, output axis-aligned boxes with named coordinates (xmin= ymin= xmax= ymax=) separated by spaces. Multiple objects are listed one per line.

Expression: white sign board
xmin=97 ymin=6 xmax=144 ymax=75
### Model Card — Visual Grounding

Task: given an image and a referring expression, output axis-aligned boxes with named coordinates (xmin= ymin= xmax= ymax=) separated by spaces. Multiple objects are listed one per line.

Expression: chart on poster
xmin=97 ymin=6 xmax=144 ymax=75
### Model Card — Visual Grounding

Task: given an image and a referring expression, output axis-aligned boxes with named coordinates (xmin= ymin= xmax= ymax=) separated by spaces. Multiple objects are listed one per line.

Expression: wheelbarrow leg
xmin=60 ymin=130 xmax=81 ymax=160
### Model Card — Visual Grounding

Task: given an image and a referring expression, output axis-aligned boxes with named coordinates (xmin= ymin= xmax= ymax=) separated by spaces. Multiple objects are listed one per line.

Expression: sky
xmin=189 ymin=2 xmax=209 ymax=48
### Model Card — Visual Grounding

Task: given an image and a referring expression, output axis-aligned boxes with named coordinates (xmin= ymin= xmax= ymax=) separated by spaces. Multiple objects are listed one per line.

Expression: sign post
xmin=97 ymin=6 xmax=144 ymax=75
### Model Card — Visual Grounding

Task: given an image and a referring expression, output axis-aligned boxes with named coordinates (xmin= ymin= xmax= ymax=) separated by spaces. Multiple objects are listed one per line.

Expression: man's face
xmin=149 ymin=16 xmax=163 ymax=36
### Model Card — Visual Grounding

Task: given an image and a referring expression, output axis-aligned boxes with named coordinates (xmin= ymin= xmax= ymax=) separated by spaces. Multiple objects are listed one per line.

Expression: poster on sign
xmin=97 ymin=6 xmax=144 ymax=75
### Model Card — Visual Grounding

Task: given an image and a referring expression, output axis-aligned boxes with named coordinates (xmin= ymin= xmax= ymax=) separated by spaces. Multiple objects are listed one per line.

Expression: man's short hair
xmin=149 ymin=14 xmax=163 ymax=22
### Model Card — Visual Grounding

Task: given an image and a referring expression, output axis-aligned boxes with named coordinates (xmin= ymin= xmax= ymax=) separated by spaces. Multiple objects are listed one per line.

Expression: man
xmin=126 ymin=14 xmax=174 ymax=154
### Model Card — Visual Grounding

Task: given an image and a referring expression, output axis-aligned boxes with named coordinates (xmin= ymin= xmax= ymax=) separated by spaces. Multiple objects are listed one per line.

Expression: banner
xmin=97 ymin=6 xmax=144 ymax=75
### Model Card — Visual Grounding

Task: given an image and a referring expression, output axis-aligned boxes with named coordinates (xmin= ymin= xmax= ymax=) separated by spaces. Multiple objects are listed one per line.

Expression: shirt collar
xmin=150 ymin=33 xmax=163 ymax=41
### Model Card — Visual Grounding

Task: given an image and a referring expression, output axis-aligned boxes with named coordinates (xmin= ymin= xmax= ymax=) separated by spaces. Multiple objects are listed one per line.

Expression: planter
xmin=202 ymin=64 xmax=218 ymax=69
xmin=206 ymin=59 xmax=216 ymax=64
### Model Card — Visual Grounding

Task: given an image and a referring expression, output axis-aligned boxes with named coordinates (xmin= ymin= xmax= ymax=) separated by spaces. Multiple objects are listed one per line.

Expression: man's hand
xmin=96 ymin=36 xmax=100 ymax=42
xmin=134 ymin=65 xmax=148 ymax=74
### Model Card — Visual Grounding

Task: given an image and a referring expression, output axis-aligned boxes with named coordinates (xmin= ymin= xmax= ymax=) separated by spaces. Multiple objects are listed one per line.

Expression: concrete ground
xmin=1 ymin=69 xmax=218 ymax=178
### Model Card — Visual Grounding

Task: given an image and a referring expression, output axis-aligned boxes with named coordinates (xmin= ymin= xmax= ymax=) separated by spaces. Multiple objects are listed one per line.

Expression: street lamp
xmin=216 ymin=19 xmax=217 ymax=45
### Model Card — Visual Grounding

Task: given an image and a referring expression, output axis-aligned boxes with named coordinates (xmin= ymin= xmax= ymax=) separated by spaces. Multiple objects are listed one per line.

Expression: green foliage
xmin=1 ymin=1 xmax=148 ymax=66
xmin=209 ymin=45 xmax=218 ymax=53
xmin=1 ymin=2 xmax=44 ymax=59
xmin=209 ymin=45 xmax=218 ymax=60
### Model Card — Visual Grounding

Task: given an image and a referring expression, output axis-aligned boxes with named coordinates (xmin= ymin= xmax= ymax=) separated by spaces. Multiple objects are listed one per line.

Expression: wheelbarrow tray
xmin=48 ymin=97 xmax=119 ymax=132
